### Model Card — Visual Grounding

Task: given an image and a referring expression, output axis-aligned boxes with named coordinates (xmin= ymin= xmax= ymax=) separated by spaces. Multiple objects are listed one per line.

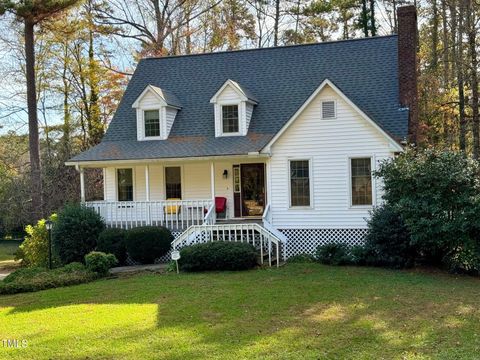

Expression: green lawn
xmin=0 ymin=264 xmax=479 ymax=359
xmin=0 ymin=241 xmax=21 ymax=271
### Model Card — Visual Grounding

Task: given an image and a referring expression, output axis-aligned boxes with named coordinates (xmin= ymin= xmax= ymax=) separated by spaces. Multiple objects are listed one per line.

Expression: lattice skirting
xmin=279 ymin=228 xmax=367 ymax=259
xmin=125 ymin=231 xmax=182 ymax=265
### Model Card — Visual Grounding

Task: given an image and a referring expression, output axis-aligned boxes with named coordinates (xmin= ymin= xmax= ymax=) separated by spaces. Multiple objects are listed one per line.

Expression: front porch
xmin=78 ymin=157 xmax=270 ymax=231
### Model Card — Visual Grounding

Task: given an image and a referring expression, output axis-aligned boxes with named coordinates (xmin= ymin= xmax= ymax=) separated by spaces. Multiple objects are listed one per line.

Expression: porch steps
xmin=172 ymin=223 xmax=283 ymax=267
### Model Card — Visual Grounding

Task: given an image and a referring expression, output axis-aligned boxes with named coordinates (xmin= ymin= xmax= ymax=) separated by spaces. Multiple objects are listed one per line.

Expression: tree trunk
xmin=361 ymin=0 xmax=369 ymax=37
xmin=466 ymin=0 xmax=479 ymax=157
xmin=431 ymin=0 xmax=438 ymax=68
xmin=441 ymin=0 xmax=450 ymax=146
xmin=369 ymin=0 xmax=376 ymax=36
xmin=24 ymin=18 xmax=43 ymax=221
xmin=457 ymin=0 xmax=467 ymax=151
xmin=273 ymin=0 xmax=280 ymax=46
xmin=62 ymin=42 xmax=71 ymax=159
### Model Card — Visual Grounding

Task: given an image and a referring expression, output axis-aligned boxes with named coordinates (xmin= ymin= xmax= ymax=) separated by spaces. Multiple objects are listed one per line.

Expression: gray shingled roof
xmin=70 ymin=35 xmax=408 ymax=163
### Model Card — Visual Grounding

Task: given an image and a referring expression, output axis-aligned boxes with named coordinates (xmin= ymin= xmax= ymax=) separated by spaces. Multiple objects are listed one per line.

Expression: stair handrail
xmin=171 ymin=223 xmax=282 ymax=267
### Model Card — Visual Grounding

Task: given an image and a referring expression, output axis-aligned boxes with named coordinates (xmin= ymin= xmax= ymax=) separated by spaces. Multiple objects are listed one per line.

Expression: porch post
xmin=145 ymin=165 xmax=151 ymax=225
xmin=210 ymin=162 xmax=215 ymax=201
xmin=145 ymin=165 xmax=150 ymax=201
xmin=79 ymin=166 xmax=85 ymax=203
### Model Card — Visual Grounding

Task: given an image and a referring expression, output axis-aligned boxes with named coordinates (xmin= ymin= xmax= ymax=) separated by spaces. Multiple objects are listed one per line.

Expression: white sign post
xmin=171 ymin=250 xmax=181 ymax=274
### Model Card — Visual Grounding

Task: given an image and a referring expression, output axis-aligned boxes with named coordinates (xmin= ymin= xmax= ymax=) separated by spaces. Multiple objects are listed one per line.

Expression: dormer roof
xmin=132 ymin=85 xmax=182 ymax=109
xmin=210 ymin=79 xmax=258 ymax=104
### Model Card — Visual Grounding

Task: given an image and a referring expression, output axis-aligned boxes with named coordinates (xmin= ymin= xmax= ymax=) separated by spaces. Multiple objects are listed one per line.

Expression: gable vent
xmin=322 ymin=101 xmax=336 ymax=119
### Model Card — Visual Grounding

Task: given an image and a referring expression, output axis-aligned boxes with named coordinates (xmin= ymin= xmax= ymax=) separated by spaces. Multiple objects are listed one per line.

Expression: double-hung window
xmin=144 ymin=110 xmax=160 ymax=137
xmin=165 ymin=166 xmax=182 ymax=199
xmin=289 ymin=160 xmax=311 ymax=207
xmin=117 ymin=168 xmax=133 ymax=201
xmin=351 ymin=158 xmax=373 ymax=206
xmin=222 ymin=105 xmax=239 ymax=133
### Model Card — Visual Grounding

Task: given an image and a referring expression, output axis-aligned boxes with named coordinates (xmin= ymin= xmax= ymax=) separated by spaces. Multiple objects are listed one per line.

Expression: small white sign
xmin=171 ymin=250 xmax=181 ymax=261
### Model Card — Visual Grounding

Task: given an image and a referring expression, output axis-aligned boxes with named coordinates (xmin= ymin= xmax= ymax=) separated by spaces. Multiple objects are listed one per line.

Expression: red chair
xmin=215 ymin=197 xmax=227 ymax=214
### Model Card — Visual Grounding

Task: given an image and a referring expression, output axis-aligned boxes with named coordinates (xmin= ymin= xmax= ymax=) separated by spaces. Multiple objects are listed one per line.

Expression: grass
xmin=0 ymin=264 xmax=479 ymax=359
xmin=0 ymin=240 xmax=21 ymax=272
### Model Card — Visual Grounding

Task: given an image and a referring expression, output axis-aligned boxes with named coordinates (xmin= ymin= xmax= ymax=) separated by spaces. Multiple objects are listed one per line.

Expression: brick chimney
xmin=397 ymin=5 xmax=418 ymax=144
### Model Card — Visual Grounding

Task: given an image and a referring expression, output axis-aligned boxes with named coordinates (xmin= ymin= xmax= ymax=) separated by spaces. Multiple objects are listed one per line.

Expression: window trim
xmin=138 ymin=106 xmax=163 ymax=140
xmin=164 ymin=165 xmax=183 ymax=200
xmin=288 ymin=158 xmax=314 ymax=209
xmin=321 ymin=99 xmax=337 ymax=119
xmin=143 ymin=109 xmax=161 ymax=138
xmin=348 ymin=156 xmax=375 ymax=209
xmin=217 ymin=102 xmax=242 ymax=136
xmin=115 ymin=167 xmax=135 ymax=202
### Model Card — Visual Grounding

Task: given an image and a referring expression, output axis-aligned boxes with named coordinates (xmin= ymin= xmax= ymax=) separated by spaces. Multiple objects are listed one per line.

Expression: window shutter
xmin=322 ymin=101 xmax=336 ymax=119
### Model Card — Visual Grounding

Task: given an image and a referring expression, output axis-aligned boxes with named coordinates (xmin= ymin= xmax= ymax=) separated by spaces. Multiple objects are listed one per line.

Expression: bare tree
xmin=0 ymin=0 xmax=80 ymax=221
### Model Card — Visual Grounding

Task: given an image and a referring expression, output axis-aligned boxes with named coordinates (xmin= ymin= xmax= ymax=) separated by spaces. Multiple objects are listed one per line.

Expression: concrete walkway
xmin=110 ymin=263 xmax=167 ymax=274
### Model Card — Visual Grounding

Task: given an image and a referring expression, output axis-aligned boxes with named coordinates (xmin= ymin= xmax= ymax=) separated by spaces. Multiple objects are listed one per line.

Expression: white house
xmin=67 ymin=6 xmax=418 ymax=264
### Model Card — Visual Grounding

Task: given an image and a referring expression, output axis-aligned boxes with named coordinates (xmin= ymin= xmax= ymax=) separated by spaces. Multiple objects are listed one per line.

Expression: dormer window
xmin=210 ymin=79 xmax=257 ymax=137
xmin=132 ymin=85 xmax=181 ymax=141
xmin=144 ymin=110 xmax=160 ymax=137
xmin=222 ymin=105 xmax=239 ymax=133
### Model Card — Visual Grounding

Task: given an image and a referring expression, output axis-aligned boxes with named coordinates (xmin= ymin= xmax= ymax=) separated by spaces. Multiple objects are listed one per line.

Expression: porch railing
xmin=262 ymin=203 xmax=288 ymax=261
xmin=171 ymin=223 xmax=282 ymax=267
xmin=86 ymin=199 xmax=213 ymax=231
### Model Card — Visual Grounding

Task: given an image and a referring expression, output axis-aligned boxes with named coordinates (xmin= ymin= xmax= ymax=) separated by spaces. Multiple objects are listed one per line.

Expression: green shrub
xmin=0 ymin=263 xmax=96 ymax=295
xmin=17 ymin=214 xmax=59 ymax=268
xmin=179 ymin=242 xmax=257 ymax=271
xmin=349 ymin=245 xmax=376 ymax=266
xmin=288 ymin=253 xmax=316 ymax=263
xmin=52 ymin=204 xmax=105 ymax=264
xmin=376 ymin=149 xmax=480 ymax=266
xmin=85 ymin=251 xmax=118 ymax=275
xmin=315 ymin=243 xmax=352 ymax=265
xmin=97 ymin=228 xmax=127 ymax=265
xmin=125 ymin=226 xmax=172 ymax=264
xmin=363 ymin=204 xmax=416 ymax=268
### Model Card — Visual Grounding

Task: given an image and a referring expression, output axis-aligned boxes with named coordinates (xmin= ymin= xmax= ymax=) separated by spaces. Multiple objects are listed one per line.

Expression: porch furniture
xmin=164 ymin=198 xmax=181 ymax=215
xmin=215 ymin=197 xmax=227 ymax=219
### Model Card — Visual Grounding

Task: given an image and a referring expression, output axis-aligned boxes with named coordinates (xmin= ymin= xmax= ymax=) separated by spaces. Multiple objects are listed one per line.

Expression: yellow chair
xmin=164 ymin=198 xmax=181 ymax=215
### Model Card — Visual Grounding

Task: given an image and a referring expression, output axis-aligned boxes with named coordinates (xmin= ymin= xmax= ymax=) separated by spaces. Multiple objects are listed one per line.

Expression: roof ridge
xmin=142 ymin=35 xmax=398 ymax=61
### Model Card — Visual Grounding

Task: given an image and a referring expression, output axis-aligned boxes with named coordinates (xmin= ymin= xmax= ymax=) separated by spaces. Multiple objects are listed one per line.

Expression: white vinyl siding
xmin=269 ymin=85 xmax=392 ymax=229
xmin=164 ymin=107 xmax=177 ymax=138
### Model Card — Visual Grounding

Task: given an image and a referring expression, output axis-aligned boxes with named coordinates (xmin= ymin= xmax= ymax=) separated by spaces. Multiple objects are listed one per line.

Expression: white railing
xmin=172 ymin=223 xmax=282 ymax=267
xmin=203 ymin=202 xmax=216 ymax=225
xmin=262 ymin=203 xmax=288 ymax=261
xmin=86 ymin=199 xmax=213 ymax=230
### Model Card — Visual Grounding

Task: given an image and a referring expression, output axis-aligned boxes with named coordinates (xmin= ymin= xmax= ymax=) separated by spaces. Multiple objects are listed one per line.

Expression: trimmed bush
xmin=85 ymin=251 xmax=118 ymax=275
xmin=287 ymin=253 xmax=316 ymax=263
xmin=52 ymin=204 xmax=105 ymax=264
xmin=363 ymin=204 xmax=416 ymax=268
xmin=315 ymin=243 xmax=352 ymax=265
xmin=0 ymin=263 xmax=96 ymax=295
xmin=17 ymin=214 xmax=59 ymax=268
xmin=179 ymin=242 xmax=257 ymax=271
xmin=97 ymin=228 xmax=127 ymax=265
xmin=125 ymin=226 xmax=173 ymax=264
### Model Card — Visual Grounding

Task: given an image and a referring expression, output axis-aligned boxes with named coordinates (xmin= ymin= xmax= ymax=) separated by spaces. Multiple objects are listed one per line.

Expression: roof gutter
xmin=65 ymin=153 xmax=270 ymax=168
